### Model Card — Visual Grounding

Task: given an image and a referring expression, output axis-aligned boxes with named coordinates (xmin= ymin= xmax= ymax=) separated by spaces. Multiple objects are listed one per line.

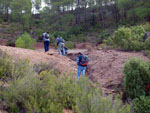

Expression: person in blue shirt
xmin=76 ymin=52 xmax=89 ymax=80
xmin=42 ymin=32 xmax=50 ymax=52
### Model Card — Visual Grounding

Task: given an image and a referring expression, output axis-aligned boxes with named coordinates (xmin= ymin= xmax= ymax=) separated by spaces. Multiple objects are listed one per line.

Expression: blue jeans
xmin=77 ymin=66 xmax=86 ymax=80
xmin=44 ymin=41 xmax=50 ymax=52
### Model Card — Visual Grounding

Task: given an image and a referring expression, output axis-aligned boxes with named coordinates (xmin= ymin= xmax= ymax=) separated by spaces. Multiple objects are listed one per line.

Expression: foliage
xmin=100 ymin=31 xmax=110 ymax=41
xmin=65 ymin=41 xmax=74 ymax=49
xmin=0 ymin=55 xmax=131 ymax=113
xmin=145 ymin=38 xmax=150 ymax=50
xmin=0 ymin=18 xmax=3 ymax=24
xmin=68 ymin=26 xmax=83 ymax=36
xmin=112 ymin=26 xmax=145 ymax=51
xmin=0 ymin=51 xmax=14 ymax=80
xmin=76 ymin=34 xmax=86 ymax=42
xmin=133 ymin=96 xmax=150 ymax=113
xmin=34 ymin=28 xmax=43 ymax=38
xmin=6 ymin=40 xmax=15 ymax=47
xmin=10 ymin=0 xmax=32 ymax=31
xmin=123 ymin=58 xmax=150 ymax=99
xmin=15 ymin=32 xmax=36 ymax=49
xmin=76 ymin=77 xmax=130 ymax=113
xmin=143 ymin=23 xmax=150 ymax=32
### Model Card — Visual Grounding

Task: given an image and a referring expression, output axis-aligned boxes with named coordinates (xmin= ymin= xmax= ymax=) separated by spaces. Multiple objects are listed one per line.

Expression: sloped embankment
xmin=84 ymin=49 xmax=150 ymax=94
xmin=0 ymin=45 xmax=77 ymax=75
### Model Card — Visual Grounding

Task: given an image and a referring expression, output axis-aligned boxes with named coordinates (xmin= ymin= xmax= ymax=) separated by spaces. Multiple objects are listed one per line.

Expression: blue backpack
xmin=79 ymin=55 xmax=89 ymax=66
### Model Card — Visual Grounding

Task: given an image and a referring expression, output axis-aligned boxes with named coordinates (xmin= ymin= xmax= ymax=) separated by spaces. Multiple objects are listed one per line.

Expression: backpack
xmin=79 ymin=55 xmax=88 ymax=66
xmin=45 ymin=34 xmax=49 ymax=39
xmin=59 ymin=38 xmax=65 ymax=43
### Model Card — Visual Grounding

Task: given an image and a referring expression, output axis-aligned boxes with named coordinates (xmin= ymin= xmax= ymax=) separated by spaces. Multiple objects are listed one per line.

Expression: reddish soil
xmin=0 ymin=39 xmax=7 ymax=46
xmin=0 ymin=45 xmax=77 ymax=75
xmin=83 ymin=49 xmax=149 ymax=94
xmin=0 ymin=44 xmax=150 ymax=95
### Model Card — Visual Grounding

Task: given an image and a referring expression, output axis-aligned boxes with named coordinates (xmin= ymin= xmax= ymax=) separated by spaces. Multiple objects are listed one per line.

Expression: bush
xmin=76 ymin=77 xmax=130 ymax=113
xmin=133 ymin=96 xmax=150 ymax=113
xmin=15 ymin=32 xmax=36 ymax=49
xmin=0 ymin=51 xmax=14 ymax=80
xmin=0 ymin=55 xmax=131 ymax=113
xmin=143 ymin=23 xmax=150 ymax=32
xmin=76 ymin=34 xmax=86 ymax=42
xmin=65 ymin=41 xmax=74 ymax=49
xmin=112 ymin=26 xmax=145 ymax=51
xmin=0 ymin=52 xmax=33 ymax=81
xmin=145 ymin=38 xmax=150 ymax=50
xmin=101 ymin=31 xmax=110 ymax=41
xmin=0 ymin=18 xmax=3 ymax=24
xmin=68 ymin=26 xmax=83 ymax=36
xmin=123 ymin=58 xmax=150 ymax=99
xmin=34 ymin=28 xmax=43 ymax=37
xmin=7 ymin=40 xmax=15 ymax=47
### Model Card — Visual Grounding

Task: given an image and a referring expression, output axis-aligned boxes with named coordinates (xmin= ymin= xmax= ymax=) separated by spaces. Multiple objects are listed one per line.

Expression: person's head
xmin=47 ymin=32 xmax=49 ymax=34
xmin=78 ymin=52 xmax=82 ymax=56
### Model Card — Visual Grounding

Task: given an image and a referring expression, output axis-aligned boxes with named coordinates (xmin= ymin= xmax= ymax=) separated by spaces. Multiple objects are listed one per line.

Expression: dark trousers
xmin=44 ymin=41 xmax=50 ymax=52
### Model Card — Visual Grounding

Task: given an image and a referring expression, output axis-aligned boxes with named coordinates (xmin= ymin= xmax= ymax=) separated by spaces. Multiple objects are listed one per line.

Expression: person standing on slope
xmin=76 ymin=52 xmax=89 ymax=80
xmin=56 ymin=37 xmax=65 ymax=55
xmin=42 ymin=32 xmax=50 ymax=52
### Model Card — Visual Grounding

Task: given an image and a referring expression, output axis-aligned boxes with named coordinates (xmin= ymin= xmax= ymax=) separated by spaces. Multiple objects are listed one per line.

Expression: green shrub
xmin=112 ymin=26 xmax=145 ymax=51
xmin=0 ymin=51 xmax=14 ymax=79
xmin=145 ymin=38 xmax=150 ymax=50
xmin=143 ymin=23 xmax=150 ymax=32
xmin=68 ymin=26 xmax=83 ymax=36
xmin=0 ymin=52 xmax=33 ymax=80
xmin=123 ymin=58 xmax=150 ymax=99
xmin=0 ymin=18 xmax=3 ymax=24
xmin=0 ymin=56 xmax=131 ymax=113
xmin=34 ymin=28 xmax=43 ymax=37
xmin=133 ymin=96 xmax=150 ymax=113
xmin=101 ymin=31 xmax=110 ymax=41
xmin=15 ymin=32 xmax=36 ymax=49
xmin=76 ymin=77 xmax=130 ymax=113
xmin=76 ymin=34 xmax=86 ymax=42
xmin=65 ymin=41 xmax=74 ymax=49
xmin=7 ymin=40 xmax=15 ymax=47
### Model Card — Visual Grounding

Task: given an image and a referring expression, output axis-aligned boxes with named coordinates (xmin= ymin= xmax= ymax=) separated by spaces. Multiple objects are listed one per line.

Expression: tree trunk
xmin=84 ymin=3 xmax=87 ymax=28
xmin=131 ymin=8 xmax=135 ymax=25
xmin=99 ymin=1 xmax=104 ymax=28
xmin=75 ymin=0 xmax=80 ymax=25
xmin=91 ymin=9 xmax=95 ymax=26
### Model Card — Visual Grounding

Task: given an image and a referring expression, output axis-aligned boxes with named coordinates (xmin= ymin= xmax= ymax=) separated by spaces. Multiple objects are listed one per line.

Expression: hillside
xmin=0 ymin=45 xmax=77 ymax=75
xmin=1 ymin=45 xmax=149 ymax=94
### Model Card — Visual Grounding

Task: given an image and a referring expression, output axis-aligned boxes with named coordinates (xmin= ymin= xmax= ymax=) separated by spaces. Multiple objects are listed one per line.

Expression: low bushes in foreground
xmin=133 ymin=96 xmax=150 ymax=113
xmin=0 ymin=53 xmax=130 ymax=113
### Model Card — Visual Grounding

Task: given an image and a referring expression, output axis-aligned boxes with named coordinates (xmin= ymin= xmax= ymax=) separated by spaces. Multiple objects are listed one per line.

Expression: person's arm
xmin=76 ymin=56 xmax=79 ymax=65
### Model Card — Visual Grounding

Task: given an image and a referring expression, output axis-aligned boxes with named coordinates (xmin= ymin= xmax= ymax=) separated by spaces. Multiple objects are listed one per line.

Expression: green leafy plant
xmin=133 ymin=96 xmax=150 ymax=113
xmin=65 ymin=41 xmax=74 ymax=49
xmin=15 ymin=32 xmax=36 ymax=49
xmin=112 ymin=26 xmax=145 ymax=51
xmin=123 ymin=58 xmax=150 ymax=99
xmin=143 ymin=23 xmax=150 ymax=32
